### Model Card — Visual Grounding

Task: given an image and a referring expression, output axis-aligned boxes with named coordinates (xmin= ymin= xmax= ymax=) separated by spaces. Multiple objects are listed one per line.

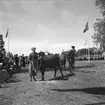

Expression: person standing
xmin=66 ymin=46 xmax=76 ymax=74
xmin=21 ymin=54 xmax=26 ymax=67
xmin=14 ymin=54 xmax=19 ymax=69
xmin=28 ymin=47 xmax=38 ymax=81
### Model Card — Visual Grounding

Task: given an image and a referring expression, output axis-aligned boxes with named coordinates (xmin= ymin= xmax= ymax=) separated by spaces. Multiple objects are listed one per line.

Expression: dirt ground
xmin=0 ymin=60 xmax=105 ymax=105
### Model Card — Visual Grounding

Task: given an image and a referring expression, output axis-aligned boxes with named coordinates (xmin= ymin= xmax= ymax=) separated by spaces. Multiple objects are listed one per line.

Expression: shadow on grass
xmin=0 ymin=85 xmax=10 ymax=89
xmin=85 ymin=102 xmax=105 ymax=105
xmin=51 ymin=87 xmax=105 ymax=95
xmin=75 ymin=64 xmax=96 ymax=73
xmin=5 ymin=74 xmax=22 ymax=83
xmin=16 ymin=68 xmax=29 ymax=73
xmin=48 ymin=73 xmax=75 ymax=81
xmin=6 ymin=79 xmax=22 ymax=83
xmin=75 ymin=64 xmax=95 ymax=69
xmin=76 ymin=70 xmax=96 ymax=73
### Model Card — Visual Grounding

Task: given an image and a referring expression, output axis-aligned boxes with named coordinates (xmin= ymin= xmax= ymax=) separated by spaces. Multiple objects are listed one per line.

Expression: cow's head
xmin=38 ymin=51 xmax=45 ymax=57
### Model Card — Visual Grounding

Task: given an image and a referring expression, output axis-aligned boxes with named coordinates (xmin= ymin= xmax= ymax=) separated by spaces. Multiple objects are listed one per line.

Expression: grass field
xmin=1 ymin=60 xmax=105 ymax=105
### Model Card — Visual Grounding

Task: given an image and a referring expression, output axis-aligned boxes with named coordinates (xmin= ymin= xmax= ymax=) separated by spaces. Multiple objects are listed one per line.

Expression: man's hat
xmin=31 ymin=47 xmax=36 ymax=50
xmin=71 ymin=46 xmax=75 ymax=49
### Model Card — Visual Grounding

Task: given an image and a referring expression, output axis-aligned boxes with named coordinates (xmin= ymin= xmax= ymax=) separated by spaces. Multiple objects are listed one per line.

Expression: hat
xmin=31 ymin=47 xmax=36 ymax=50
xmin=71 ymin=46 xmax=75 ymax=49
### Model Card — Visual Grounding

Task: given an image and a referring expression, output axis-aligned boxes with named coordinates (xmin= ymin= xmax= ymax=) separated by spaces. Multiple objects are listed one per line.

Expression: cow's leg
xmin=54 ymin=68 xmax=57 ymax=77
xmin=64 ymin=63 xmax=65 ymax=71
xmin=40 ymin=68 xmax=45 ymax=81
xmin=41 ymin=71 xmax=45 ymax=81
xmin=0 ymin=83 xmax=1 ymax=88
xmin=61 ymin=62 xmax=64 ymax=70
xmin=58 ymin=66 xmax=64 ymax=77
xmin=33 ymin=76 xmax=36 ymax=81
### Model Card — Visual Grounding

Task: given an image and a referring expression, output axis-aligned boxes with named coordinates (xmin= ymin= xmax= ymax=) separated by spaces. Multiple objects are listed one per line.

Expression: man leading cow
xmin=28 ymin=47 xmax=38 ymax=81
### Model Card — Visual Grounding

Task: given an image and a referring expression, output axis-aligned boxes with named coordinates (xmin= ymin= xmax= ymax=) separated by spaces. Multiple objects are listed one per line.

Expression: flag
xmin=5 ymin=29 xmax=9 ymax=38
xmin=84 ymin=40 xmax=87 ymax=46
xmin=83 ymin=22 xmax=89 ymax=33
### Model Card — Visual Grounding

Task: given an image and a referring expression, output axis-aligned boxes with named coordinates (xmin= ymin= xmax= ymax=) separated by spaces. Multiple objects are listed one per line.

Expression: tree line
xmin=92 ymin=0 xmax=105 ymax=52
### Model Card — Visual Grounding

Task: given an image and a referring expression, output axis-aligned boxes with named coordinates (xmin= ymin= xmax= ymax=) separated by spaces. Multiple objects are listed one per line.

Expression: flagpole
xmin=8 ymin=33 xmax=9 ymax=53
xmin=88 ymin=20 xmax=90 ymax=62
xmin=87 ymin=39 xmax=90 ymax=62
xmin=84 ymin=40 xmax=87 ymax=59
xmin=6 ymin=29 xmax=9 ymax=53
xmin=86 ymin=28 xmax=90 ymax=62
xmin=87 ymin=17 xmax=90 ymax=62
xmin=83 ymin=21 xmax=90 ymax=62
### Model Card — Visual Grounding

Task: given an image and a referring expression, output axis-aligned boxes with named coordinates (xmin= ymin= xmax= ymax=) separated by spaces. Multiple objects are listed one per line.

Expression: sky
xmin=0 ymin=0 xmax=102 ymax=55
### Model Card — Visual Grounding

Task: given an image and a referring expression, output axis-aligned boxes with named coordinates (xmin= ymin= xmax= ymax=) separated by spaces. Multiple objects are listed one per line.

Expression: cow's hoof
xmin=41 ymin=79 xmax=44 ymax=81
xmin=72 ymin=72 xmax=75 ymax=75
xmin=33 ymin=78 xmax=36 ymax=81
xmin=30 ymin=80 xmax=32 ymax=82
xmin=54 ymin=75 xmax=56 ymax=78
xmin=62 ymin=74 xmax=64 ymax=77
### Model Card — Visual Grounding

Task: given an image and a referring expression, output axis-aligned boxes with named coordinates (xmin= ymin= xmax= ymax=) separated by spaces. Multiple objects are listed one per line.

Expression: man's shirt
xmin=29 ymin=52 xmax=38 ymax=62
xmin=67 ymin=49 xmax=76 ymax=61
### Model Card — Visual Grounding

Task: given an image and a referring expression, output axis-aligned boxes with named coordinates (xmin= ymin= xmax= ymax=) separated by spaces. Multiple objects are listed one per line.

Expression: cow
xmin=37 ymin=53 xmax=64 ymax=81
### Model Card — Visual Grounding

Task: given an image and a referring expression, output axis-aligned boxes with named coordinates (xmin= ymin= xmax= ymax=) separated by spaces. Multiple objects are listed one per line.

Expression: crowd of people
xmin=0 ymin=51 xmax=28 ymax=75
xmin=0 ymin=51 xmax=28 ymax=87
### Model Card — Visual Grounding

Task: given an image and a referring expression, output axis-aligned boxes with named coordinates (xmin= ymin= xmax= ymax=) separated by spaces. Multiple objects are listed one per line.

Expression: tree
xmin=0 ymin=34 xmax=6 ymax=57
xmin=92 ymin=18 xmax=105 ymax=50
xmin=95 ymin=0 xmax=105 ymax=16
xmin=89 ymin=47 xmax=102 ymax=55
xmin=77 ymin=48 xmax=88 ymax=56
xmin=92 ymin=0 xmax=105 ymax=52
xmin=76 ymin=47 xmax=101 ymax=57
